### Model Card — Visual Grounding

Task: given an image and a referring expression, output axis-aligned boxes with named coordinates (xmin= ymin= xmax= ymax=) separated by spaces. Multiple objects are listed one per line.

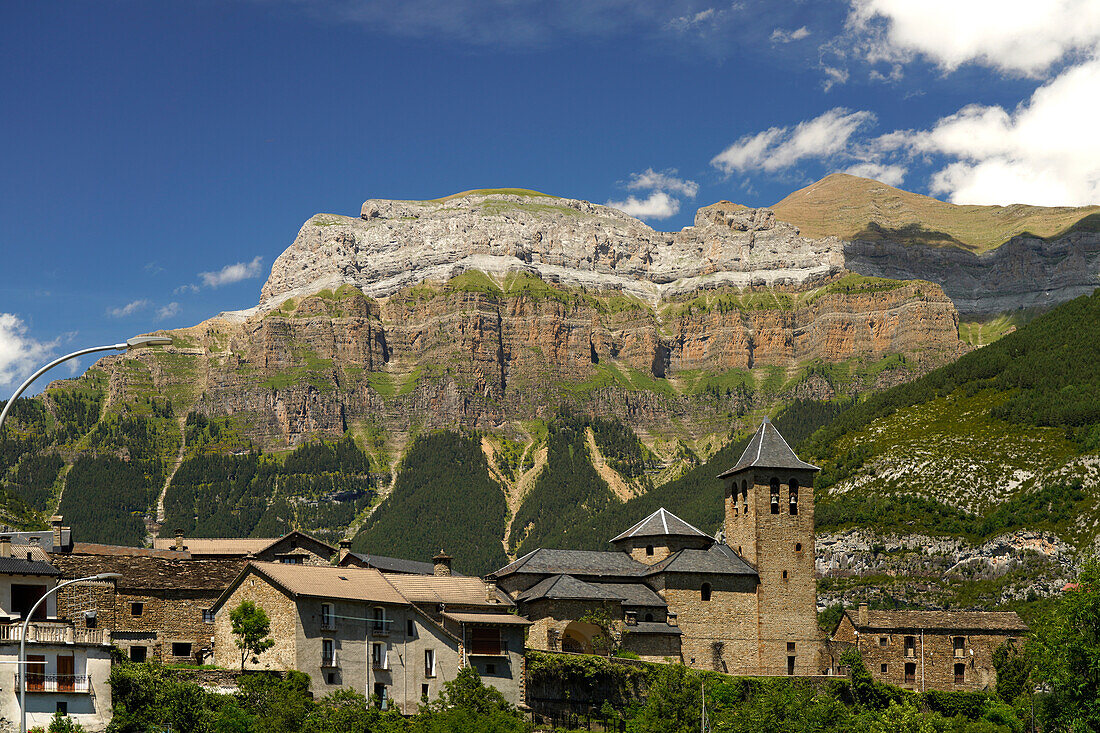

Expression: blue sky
xmin=2 ymin=0 xmax=1099 ymax=393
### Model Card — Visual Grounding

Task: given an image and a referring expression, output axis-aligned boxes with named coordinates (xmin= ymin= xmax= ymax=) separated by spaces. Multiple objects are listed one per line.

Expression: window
xmin=644 ymin=613 xmax=654 ymax=622
xmin=879 ymin=636 xmax=889 ymax=647
xmin=372 ymin=642 xmax=387 ymax=669
xmin=172 ymin=642 xmax=192 ymax=658
xmin=880 ymin=664 xmax=888 ymax=674
xmin=322 ymin=639 xmax=336 ymax=667
xmin=326 ymin=672 xmax=336 ymax=684
xmin=787 ymin=656 xmax=795 ymax=675
xmin=85 ymin=611 xmax=98 ymax=629
xmin=795 ymin=543 xmax=802 ymax=552
xmin=953 ymin=637 xmax=965 ymax=657
xmin=407 ymin=619 xmax=415 ymax=637
xmin=421 ymin=684 xmax=429 ymax=699
xmin=624 ymin=610 xmax=637 ymax=625
xmin=279 ymin=556 xmax=303 ymax=564
xmin=11 ymin=584 xmax=47 ymax=621
xmin=905 ymin=636 xmax=916 ymax=657
xmin=131 ymin=602 xmax=144 ymax=617
xmin=374 ymin=683 xmax=387 ymax=707
xmin=321 ymin=603 xmax=335 ymax=630
xmin=372 ymin=606 xmax=388 ymax=634
xmin=782 ymin=570 xmax=788 ymax=579
xmin=129 ymin=646 xmax=147 ymax=663
xmin=486 ymin=663 xmax=497 ymax=675
xmin=700 ymin=583 xmax=712 ymax=602
xmin=56 ymin=702 xmax=67 ymax=715
xmin=954 ymin=663 xmax=965 ymax=684
xmin=789 ymin=480 xmax=799 ymax=515
xmin=202 ymin=610 xmax=215 ymax=624
xmin=770 ymin=478 xmax=781 ymax=514
xmin=905 ymin=662 xmax=916 ymax=685
xmin=741 ymin=481 xmax=748 ymax=514
xmin=470 ymin=627 xmax=502 ymax=655
xmin=787 ymin=642 xmax=795 ymax=652
xmin=425 ymin=649 xmax=436 ymax=677
xmin=645 ymin=545 xmax=654 ymax=556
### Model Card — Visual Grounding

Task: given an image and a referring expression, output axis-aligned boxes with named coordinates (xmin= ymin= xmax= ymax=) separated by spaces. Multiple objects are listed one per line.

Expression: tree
xmin=991 ymin=638 xmax=1030 ymax=704
xmin=1029 ymin=558 xmax=1100 ymax=731
xmin=230 ymin=601 xmax=275 ymax=672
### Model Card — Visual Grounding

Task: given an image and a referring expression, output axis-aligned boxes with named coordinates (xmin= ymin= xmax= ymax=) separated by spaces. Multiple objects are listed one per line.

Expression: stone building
xmin=830 ymin=604 xmax=1028 ymax=692
xmin=153 ymin=530 xmax=335 ymax=565
xmin=336 ymin=541 xmax=439 ymax=575
xmin=210 ymin=561 xmax=528 ymax=710
xmin=0 ymin=546 xmax=113 ymax=731
xmin=491 ymin=418 xmax=826 ymax=675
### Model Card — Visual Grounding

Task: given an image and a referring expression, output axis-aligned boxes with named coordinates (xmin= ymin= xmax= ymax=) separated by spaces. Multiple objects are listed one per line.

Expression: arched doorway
xmin=560 ymin=621 xmax=601 ymax=654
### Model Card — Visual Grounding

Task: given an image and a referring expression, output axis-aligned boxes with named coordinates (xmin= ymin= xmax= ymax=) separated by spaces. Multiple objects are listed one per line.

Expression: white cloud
xmin=770 ymin=26 xmax=810 ymax=43
xmin=156 ymin=302 xmax=181 ymax=321
xmin=0 ymin=314 xmax=58 ymax=389
xmin=847 ymin=0 xmax=1100 ymax=76
xmin=174 ymin=284 xmax=200 ymax=295
xmin=843 ymin=162 xmax=906 ymax=186
xmin=711 ymin=108 xmax=876 ymax=174
xmin=199 ymin=256 xmax=264 ymax=288
xmin=107 ymin=299 xmax=150 ymax=318
xmin=626 ymin=168 xmax=699 ymax=198
xmin=606 ymin=191 xmax=681 ymax=220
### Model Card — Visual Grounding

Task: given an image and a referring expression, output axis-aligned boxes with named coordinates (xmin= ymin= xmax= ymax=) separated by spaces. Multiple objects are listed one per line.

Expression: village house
xmin=492 ymin=418 xmax=827 ymax=676
xmin=153 ymin=530 xmax=336 ymax=565
xmin=209 ymin=561 xmax=528 ymax=710
xmin=0 ymin=537 xmax=113 ymax=732
xmin=336 ymin=540 xmax=440 ymax=575
xmin=830 ymin=604 xmax=1028 ymax=692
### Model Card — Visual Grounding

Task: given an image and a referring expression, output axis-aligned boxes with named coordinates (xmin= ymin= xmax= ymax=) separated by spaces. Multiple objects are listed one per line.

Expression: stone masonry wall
xmin=656 ymin=573 xmax=757 ymax=674
xmin=213 ymin=571 xmax=298 ymax=671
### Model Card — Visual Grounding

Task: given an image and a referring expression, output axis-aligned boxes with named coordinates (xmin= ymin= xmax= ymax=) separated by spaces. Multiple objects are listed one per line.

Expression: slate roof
xmin=592 ymin=582 xmax=667 ymax=607
xmin=643 ymin=544 xmax=757 ymax=577
xmin=152 ymin=531 xmax=335 ymax=558
xmin=628 ymin=621 xmax=682 ymax=635
xmin=847 ymin=609 xmax=1029 ymax=633
xmin=718 ymin=418 xmax=819 ymax=478
xmin=0 ymin=556 xmax=60 ymax=576
xmin=490 ymin=548 xmax=646 ymax=578
xmin=341 ymin=552 xmax=439 ymax=575
xmin=384 ymin=575 xmax=513 ymax=607
xmin=516 ymin=574 xmax=626 ymax=603
xmin=51 ymin=554 xmax=244 ymax=591
xmin=70 ymin=542 xmax=191 ymax=559
xmin=609 ymin=508 xmax=712 ymax=543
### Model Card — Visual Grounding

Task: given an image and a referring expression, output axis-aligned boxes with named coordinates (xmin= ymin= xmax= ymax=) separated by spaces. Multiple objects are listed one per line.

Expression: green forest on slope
xmin=352 ymin=431 xmax=509 ymax=574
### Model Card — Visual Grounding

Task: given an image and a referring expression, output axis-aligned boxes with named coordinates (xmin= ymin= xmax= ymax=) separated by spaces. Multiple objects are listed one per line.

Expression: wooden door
xmin=57 ymin=655 xmax=74 ymax=691
xmin=26 ymin=654 xmax=45 ymax=691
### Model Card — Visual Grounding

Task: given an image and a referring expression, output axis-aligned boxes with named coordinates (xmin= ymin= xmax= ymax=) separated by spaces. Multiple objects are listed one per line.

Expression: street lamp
xmin=19 ymin=572 xmax=123 ymax=733
xmin=0 ymin=335 xmax=172 ymax=430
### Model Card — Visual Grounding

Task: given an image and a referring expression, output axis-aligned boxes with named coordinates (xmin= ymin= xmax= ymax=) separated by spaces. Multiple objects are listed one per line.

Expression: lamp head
xmin=93 ymin=572 xmax=123 ymax=581
xmin=125 ymin=336 xmax=172 ymax=350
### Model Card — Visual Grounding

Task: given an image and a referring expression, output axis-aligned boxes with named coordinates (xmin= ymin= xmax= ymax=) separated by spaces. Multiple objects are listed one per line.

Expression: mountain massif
xmin=3 ymin=175 xmax=1100 ymax=613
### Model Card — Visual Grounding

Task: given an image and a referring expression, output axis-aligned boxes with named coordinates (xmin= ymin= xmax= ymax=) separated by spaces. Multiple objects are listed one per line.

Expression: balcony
xmin=14 ymin=674 xmax=92 ymax=694
xmin=0 ymin=622 xmax=109 ymax=645
xmin=321 ymin=653 xmax=338 ymax=669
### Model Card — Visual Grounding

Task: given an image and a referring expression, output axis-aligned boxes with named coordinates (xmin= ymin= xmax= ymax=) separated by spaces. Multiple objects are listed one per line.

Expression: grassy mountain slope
xmin=771 ymin=173 xmax=1100 ymax=252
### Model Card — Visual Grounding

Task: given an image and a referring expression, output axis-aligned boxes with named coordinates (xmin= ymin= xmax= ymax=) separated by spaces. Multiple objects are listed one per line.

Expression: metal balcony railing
xmin=15 ymin=674 xmax=92 ymax=694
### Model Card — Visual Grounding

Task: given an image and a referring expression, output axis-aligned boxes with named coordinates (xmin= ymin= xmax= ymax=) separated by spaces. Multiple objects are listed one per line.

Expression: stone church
xmin=490 ymin=418 xmax=826 ymax=676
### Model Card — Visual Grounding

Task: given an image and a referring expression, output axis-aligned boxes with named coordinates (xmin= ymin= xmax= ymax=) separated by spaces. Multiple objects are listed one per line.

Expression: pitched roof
xmin=846 ymin=609 xmax=1029 ymax=633
xmin=152 ymin=531 xmax=335 ymax=557
xmin=51 ymin=554 xmax=244 ymax=590
xmin=243 ymin=562 xmax=408 ymax=605
xmin=609 ymin=508 xmax=712 ymax=543
xmin=490 ymin=548 xmax=645 ymax=578
xmin=0 ymin=556 xmax=60 ymax=576
xmin=383 ymin=575 xmax=512 ymax=607
xmin=593 ymin=582 xmax=667 ymax=607
xmin=516 ymin=574 xmax=626 ymax=603
xmin=70 ymin=542 xmax=191 ymax=559
xmin=7 ymin=544 xmax=51 ymax=563
xmin=628 ymin=621 xmax=682 ymax=635
xmin=644 ymin=544 xmax=758 ymax=577
xmin=342 ymin=552 xmax=438 ymax=575
xmin=442 ymin=611 xmax=531 ymax=626
xmin=718 ymin=418 xmax=819 ymax=477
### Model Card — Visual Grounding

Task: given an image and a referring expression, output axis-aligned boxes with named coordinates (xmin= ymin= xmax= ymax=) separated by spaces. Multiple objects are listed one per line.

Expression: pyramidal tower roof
xmin=718 ymin=418 xmax=819 ymax=478
xmin=610 ymin=507 xmax=712 ymax=544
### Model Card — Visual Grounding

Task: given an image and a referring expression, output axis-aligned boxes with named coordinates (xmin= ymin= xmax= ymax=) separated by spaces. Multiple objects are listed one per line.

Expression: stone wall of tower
xmin=723 ymin=467 xmax=825 ymax=675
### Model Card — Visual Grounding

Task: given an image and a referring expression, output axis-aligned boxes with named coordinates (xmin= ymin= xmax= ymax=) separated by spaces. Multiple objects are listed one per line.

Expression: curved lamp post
xmin=19 ymin=573 xmax=122 ymax=733
xmin=0 ymin=336 xmax=172 ymax=431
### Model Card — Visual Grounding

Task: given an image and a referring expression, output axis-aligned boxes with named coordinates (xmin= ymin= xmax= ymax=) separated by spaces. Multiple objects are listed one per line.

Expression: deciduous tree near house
xmin=230 ymin=600 xmax=275 ymax=672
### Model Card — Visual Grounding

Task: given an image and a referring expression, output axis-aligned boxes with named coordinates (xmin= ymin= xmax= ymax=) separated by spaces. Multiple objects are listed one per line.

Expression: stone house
xmin=153 ymin=530 xmax=335 ymax=565
xmin=209 ymin=561 xmax=528 ymax=710
xmin=51 ymin=547 xmax=245 ymax=665
xmin=0 ymin=543 xmax=113 ymax=732
xmin=491 ymin=418 xmax=826 ymax=676
xmin=336 ymin=541 xmax=439 ymax=575
xmin=830 ymin=604 xmax=1028 ymax=691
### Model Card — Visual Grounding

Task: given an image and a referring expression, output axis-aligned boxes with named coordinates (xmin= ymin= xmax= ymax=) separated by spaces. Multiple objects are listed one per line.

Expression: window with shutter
xmin=470 ymin=626 xmax=501 ymax=655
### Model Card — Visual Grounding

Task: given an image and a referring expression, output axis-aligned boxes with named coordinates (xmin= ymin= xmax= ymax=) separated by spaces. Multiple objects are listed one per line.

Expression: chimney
xmin=858 ymin=603 xmax=869 ymax=627
xmin=0 ymin=536 xmax=11 ymax=558
xmin=50 ymin=515 xmax=64 ymax=549
xmin=174 ymin=530 xmax=185 ymax=552
xmin=433 ymin=550 xmax=453 ymax=577
xmin=338 ymin=539 xmax=351 ymax=563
